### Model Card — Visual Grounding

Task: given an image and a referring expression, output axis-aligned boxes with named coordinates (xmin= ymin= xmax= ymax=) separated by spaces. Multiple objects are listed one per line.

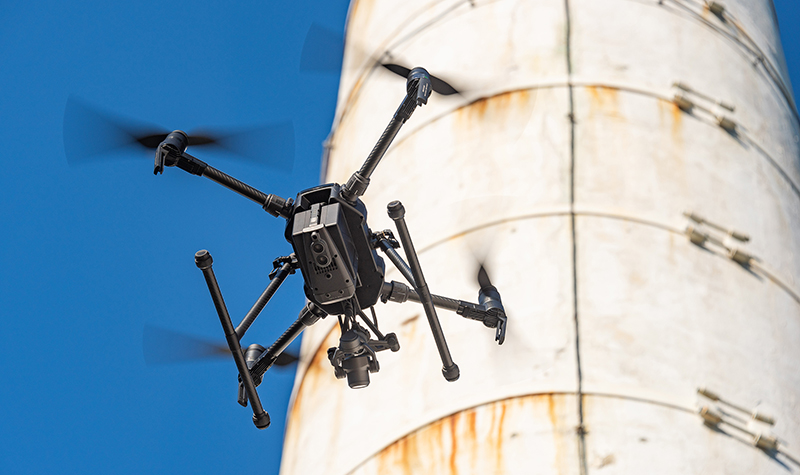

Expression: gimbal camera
xmin=154 ymin=67 xmax=508 ymax=428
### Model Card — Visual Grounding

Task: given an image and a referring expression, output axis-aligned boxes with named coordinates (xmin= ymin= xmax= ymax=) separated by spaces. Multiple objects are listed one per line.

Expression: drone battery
xmin=292 ymin=202 xmax=357 ymax=305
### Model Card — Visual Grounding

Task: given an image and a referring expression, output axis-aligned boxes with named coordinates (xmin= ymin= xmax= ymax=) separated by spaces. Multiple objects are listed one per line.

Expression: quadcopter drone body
xmin=153 ymin=67 xmax=507 ymax=429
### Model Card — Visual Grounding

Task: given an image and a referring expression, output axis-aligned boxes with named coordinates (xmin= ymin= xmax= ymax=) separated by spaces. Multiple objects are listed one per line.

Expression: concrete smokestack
xmin=282 ymin=0 xmax=800 ymax=473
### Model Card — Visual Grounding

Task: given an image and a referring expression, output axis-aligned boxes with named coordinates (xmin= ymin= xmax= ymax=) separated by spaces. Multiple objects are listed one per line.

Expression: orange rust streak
xmin=287 ymin=326 xmax=339 ymax=422
xmin=378 ymin=416 xmax=457 ymax=475
xmin=547 ymin=393 xmax=557 ymax=428
xmin=495 ymin=401 xmax=507 ymax=474
xmin=449 ymin=413 xmax=458 ymax=474
xmin=497 ymin=401 xmax=507 ymax=473
xmin=348 ymin=0 xmax=375 ymax=29
xmin=586 ymin=85 xmax=621 ymax=119
xmin=545 ymin=394 xmax=568 ymax=475
xmin=370 ymin=396 xmax=567 ymax=474
xmin=701 ymin=3 xmax=711 ymax=20
xmin=670 ymin=101 xmax=684 ymax=144
xmin=456 ymin=89 xmax=532 ymax=123
xmin=432 ymin=418 xmax=446 ymax=475
xmin=587 ymin=85 xmax=601 ymax=104
xmin=467 ymin=410 xmax=477 ymax=440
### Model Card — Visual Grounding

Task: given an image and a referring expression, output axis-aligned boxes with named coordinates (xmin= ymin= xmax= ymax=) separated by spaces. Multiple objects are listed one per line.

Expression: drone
xmin=74 ymin=67 xmax=508 ymax=429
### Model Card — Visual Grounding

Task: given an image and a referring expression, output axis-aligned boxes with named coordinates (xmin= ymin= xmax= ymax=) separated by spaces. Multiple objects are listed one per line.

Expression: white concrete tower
xmin=281 ymin=1 xmax=800 ymax=473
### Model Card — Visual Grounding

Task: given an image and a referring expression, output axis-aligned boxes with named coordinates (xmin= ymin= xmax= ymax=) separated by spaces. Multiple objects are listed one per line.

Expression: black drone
xmin=73 ymin=67 xmax=507 ymax=429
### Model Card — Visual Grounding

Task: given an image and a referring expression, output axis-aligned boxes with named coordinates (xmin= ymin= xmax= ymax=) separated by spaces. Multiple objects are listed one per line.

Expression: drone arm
xmin=373 ymin=231 xmax=507 ymax=344
xmin=341 ymin=70 xmax=428 ymax=203
xmin=381 ymin=280 xmax=459 ymax=312
xmin=200 ymin=163 xmax=293 ymax=218
xmin=158 ymin=147 xmax=293 ymax=218
xmin=234 ymin=255 xmax=298 ymax=340
xmin=380 ymin=280 xmax=507 ymax=344
xmin=248 ymin=302 xmax=327 ymax=381
xmin=373 ymin=231 xmax=416 ymax=286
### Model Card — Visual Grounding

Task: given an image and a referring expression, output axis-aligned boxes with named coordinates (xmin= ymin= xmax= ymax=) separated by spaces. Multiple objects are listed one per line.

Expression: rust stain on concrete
xmin=544 ymin=394 xmax=565 ymax=475
xmin=455 ymin=89 xmax=533 ymax=126
xmin=597 ymin=453 xmax=616 ymax=468
xmin=586 ymin=86 xmax=622 ymax=121
xmin=546 ymin=393 xmax=558 ymax=428
xmin=656 ymin=98 xmax=686 ymax=174
xmin=349 ymin=0 xmax=375 ymax=27
xmin=286 ymin=326 xmax=339 ymax=424
xmin=494 ymin=401 xmax=508 ymax=474
xmin=670 ymin=100 xmax=683 ymax=141
xmin=449 ymin=411 xmax=458 ymax=475
xmin=362 ymin=394 xmax=575 ymax=474
xmin=466 ymin=410 xmax=477 ymax=441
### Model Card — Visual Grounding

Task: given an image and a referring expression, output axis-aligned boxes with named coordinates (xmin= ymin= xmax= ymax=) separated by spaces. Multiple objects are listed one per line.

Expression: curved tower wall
xmin=281 ymin=1 xmax=800 ymax=473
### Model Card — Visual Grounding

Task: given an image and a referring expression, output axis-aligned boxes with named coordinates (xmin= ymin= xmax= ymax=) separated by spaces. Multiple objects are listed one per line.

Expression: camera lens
xmin=311 ymin=242 xmax=324 ymax=253
xmin=343 ymin=355 xmax=370 ymax=389
xmin=316 ymin=255 xmax=330 ymax=266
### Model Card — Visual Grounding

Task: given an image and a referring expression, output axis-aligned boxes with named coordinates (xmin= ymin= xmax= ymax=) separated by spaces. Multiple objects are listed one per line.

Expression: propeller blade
xmin=383 ymin=64 xmax=460 ymax=95
xmin=275 ymin=351 xmax=299 ymax=366
xmin=381 ymin=63 xmax=411 ymax=79
xmin=477 ymin=263 xmax=494 ymax=290
xmin=194 ymin=122 xmax=295 ymax=172
xmin=300 ymin=23 xmax=462 ymax=95
xmin=300 ymin=22 xmax=345 ymax=73
xmin=135 ymin=133 xmax=170 ymax=149
xmin=63 ymin=95 xmax=166 ymax=164
xmin=64 ymin=95 xmax=295 ymax=170
xmin=123 ymin=130 xmax=219 ymax=150
xmin=187 ymin=134 xmax=217 ymax=147
xmin=429 ymin=74 xmax=460 ymax=96
xmin=143 ymin=325 xmax=228 ymax=365
xmin=142 ymin=325 xmax=298 ymax=367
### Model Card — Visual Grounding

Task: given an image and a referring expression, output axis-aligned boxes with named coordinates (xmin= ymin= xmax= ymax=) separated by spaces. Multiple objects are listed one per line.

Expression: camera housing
xmin=292 ymin=202 xmax=357 ymax=305
xmin=327 ymin=327 xmax=380 ymax=389
xmin=287 ymin=183 xmax=386 ymax=315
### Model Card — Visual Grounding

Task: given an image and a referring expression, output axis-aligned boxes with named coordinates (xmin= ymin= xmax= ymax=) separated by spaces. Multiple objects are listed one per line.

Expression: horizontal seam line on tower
xmin=372 ymin=81 xmax=800 ymax=203
xmin=412 ymin=210 xmax=800 ymax=306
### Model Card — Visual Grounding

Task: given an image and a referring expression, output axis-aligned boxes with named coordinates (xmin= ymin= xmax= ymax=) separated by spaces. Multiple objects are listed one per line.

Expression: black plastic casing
xmin=286 ymin=183 xmax=385 ymax=315
xmin=292 ymin=202 xmax=357 ymax=304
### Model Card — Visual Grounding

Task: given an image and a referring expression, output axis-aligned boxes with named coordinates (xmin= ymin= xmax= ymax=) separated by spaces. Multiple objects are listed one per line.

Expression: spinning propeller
xmin=63 ymin=95 xmax=295 ymax=171
xmin=143 ymin=325 xmax=298 ymax=367
xmin=300 ymin=22 xmax=462 ymax=96
xmin=63 ymin=96 xmax=301 ymax=371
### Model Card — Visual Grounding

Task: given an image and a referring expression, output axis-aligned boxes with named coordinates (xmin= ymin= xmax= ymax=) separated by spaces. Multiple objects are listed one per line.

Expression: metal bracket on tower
xmin=672 ymin=82 xmax=738 ymax=133
xmin=706 ymin=1 xmax=725 ymax=16
xmin=698 ymin=388 xmax=775 ymax=425
xmin=684 ymin=211 xmax=754 ymax=266
xmin=695 ymin=387 xmax=797 ymax=458
xmin=673 ymin=82 xmax=735 ymax=112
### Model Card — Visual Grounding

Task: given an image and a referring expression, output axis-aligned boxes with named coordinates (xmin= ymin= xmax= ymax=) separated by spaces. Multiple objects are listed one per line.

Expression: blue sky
xmin=0 ymin=1 xmax=797 ymax=474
